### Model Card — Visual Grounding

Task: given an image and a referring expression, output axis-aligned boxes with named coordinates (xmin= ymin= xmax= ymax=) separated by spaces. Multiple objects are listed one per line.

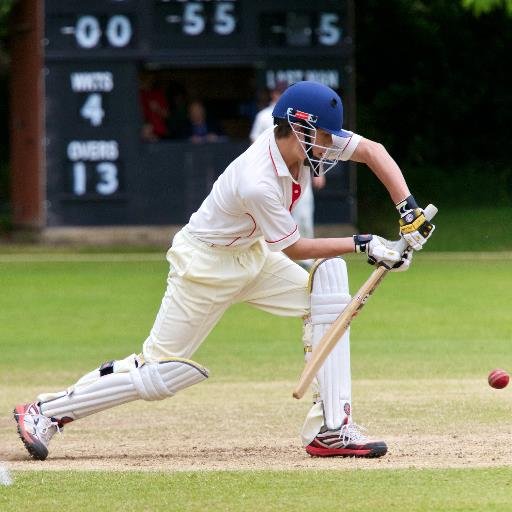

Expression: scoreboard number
xmin=163 ymin=1 xmax=238 ymax=37
xmin=318 ymin=13 xmax=341 ymax=46
xmin=80 ymin=94 xmax=105 ymax=127
xmin=74 ymin=16 xmax=100 ymax=49
xmin=74 ymin=14 xmax=133 ymax=49
xmin=72 ymin=161 xmax=87 ymax=195
xmin=181 ymin=2 xmax=237 ymax=36
xmin=105 ymin=15 xmax=134 ymax=48
xmin=67 ymin=140 xmax=120 ymax=197
xmin=183 ymin=3 xmax=205 ymax=35
xmin=96 ymin=162 xmax=119 ymax=195
xmin=213 ymin=3 xmax=237 ymax=35
xmin=72 ymin=161 xmax=119 ymax=196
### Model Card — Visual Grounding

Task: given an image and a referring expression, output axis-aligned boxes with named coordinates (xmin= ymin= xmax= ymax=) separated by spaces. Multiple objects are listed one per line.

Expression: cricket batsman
xmin=14 ymin=81 xmax=434 ymax=460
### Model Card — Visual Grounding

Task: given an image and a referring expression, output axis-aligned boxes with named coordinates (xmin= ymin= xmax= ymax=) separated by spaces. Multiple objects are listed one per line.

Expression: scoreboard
xmin=44 ymin=1 xmax=350 ymax=57
xmin=12 ymin=0 xmax=355 ymax=229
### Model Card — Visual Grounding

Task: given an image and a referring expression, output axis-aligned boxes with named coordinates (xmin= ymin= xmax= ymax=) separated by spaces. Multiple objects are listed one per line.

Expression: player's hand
xmin=396 ymin=196 xmax=435 ymax=251
xmin=354 ymin=234 xmax=410 ymax=270
xmin=386 ymin=242 xmax=414 ymax=272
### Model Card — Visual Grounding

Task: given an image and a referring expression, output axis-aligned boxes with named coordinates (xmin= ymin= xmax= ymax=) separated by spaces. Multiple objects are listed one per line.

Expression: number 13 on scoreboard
xmin=67 ymin=140 xmax=121 ymax=197
xmin=71 ymin=161 xmax=120 ymax=196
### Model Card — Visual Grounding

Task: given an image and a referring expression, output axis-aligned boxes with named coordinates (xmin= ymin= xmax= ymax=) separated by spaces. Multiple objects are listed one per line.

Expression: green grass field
xmin=1 ymin=252 xmax=511 ymax=511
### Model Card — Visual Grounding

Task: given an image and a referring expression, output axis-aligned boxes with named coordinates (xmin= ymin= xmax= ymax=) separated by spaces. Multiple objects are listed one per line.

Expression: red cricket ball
xmin=488 ymin=369 xmax=510 ymax=389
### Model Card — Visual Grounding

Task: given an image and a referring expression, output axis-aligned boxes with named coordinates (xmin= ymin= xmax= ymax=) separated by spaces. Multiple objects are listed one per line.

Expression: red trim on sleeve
xmin=340 ymin=134 xmax=353 ymax=154
xmin=265 ymin=225 xmax=298 ymax=244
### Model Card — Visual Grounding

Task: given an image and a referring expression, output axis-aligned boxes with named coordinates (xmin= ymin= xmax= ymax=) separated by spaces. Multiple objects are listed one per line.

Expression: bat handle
xmin=423 ymin=203 xmax=438 ymax=221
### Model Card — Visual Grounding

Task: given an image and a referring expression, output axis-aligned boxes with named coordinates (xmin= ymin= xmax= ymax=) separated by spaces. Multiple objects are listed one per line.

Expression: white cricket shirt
xmin=187 ymin=127 xmax=361 ymax=252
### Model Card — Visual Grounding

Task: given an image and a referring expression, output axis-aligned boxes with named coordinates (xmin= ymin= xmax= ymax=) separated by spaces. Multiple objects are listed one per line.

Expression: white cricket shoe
xmin=14 ymin=402 xmax=61 ymax=461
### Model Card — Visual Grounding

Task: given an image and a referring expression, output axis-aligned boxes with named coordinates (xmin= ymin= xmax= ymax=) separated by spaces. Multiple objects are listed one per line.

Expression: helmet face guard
xmin=273 ymin=81 xmax=347 ymax=176
xmin=286 ymin=108 xmax=343 ymax=176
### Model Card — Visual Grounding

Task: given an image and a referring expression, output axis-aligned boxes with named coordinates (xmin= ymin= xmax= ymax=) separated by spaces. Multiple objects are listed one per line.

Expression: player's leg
xmin=240 ymin=252 xmax=384 ymax=458
xmin=142 ymin=230 xmax=273 ymax=361
xmin=301 ymin=257 xmax=387 ymax=458
xmin=14 ymin=355 xmax=209 ymax=461
xmin=14 ymin=272 xmax=223 ymax=461
xmin=238 ymin=247 xmax=310 ymax=317
xmin=14 ymin=230 xmax=252 ymax=460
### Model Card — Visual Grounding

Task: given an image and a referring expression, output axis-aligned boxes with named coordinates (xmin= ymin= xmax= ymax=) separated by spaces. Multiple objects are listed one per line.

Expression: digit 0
xmin=75 ymin=15 xmax=133 ymax=49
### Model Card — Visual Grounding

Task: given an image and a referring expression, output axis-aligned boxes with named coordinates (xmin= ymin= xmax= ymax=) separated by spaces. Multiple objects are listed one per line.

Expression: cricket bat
xmin=292 ymin=204 xmax=438 ymax=400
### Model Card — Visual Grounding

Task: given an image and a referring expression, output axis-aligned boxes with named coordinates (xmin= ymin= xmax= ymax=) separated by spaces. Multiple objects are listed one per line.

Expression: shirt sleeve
xmin=332 ymin=131 xmax=362 ymax=161
xmin=241 ymin=183 xmax=300 ymax=252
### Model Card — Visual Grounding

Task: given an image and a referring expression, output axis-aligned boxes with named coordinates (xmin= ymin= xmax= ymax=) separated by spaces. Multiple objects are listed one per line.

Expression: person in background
xmin=139 ymin=72 xmax=170 ymax=142
xmin=250 ymin=81 xmax=325 ymax=268
xmin=186 ymin=100 xmax=222 ymax=144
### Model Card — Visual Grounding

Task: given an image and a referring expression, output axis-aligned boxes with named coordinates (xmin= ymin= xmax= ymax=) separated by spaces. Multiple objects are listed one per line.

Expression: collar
xmin=269 ymin=131 xmax=294 ymax=178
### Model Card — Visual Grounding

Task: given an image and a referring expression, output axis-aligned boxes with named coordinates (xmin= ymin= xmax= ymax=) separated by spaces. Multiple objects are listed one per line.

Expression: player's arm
xmin=349 ymin=137 xmax=409 ymax=204
xmin=283 ymin=237 xmax=354 ymax=260
xmin=283 ymin=235 xmax=411 ymax=271
xmin=350 ymin=137 xmax=435 ymax=250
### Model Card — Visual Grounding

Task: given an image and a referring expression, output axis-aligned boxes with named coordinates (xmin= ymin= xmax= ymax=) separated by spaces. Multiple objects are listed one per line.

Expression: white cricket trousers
xmin=143 ymin=228 xmax=309 ymax=361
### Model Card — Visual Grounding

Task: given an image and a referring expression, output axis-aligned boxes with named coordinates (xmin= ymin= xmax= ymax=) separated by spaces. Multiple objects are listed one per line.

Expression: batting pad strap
xmin=132 ymin=359 xmax=209 ymax=401
xmin=131 ymin=364 xmax=170 ymax=401
xmin=311 ymin=293 xmax=351 ymax=325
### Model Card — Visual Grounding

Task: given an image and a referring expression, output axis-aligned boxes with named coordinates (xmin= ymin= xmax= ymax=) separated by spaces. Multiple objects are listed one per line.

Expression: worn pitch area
xmin=1 ymin=378 xmax=511 ymax=471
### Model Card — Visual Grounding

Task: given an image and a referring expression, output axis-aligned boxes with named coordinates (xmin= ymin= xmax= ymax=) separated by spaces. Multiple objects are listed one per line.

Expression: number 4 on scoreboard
xmin=80 ymin=93 xmax=105 ymax=127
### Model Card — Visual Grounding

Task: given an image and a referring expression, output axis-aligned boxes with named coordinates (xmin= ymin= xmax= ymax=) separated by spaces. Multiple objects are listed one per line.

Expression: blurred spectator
xmin=249 ymin=81 xmax=288 ymax=142
xmin=186 ymin=100 xmax=223 ymax=143
xmin=139 ymin=72 xmax=170 ymax=141
xmin=249 ymin=81 xmax=326 ymax=267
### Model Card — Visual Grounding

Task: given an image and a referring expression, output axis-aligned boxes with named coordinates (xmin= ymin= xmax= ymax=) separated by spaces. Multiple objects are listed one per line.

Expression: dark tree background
xmin=356 ymin=0 xmax=511 ymax=166
xmin=354 ymin=0 xmax=512 ymax=217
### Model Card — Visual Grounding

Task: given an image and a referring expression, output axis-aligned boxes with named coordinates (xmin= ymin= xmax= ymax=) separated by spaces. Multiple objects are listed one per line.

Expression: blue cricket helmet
xmin=272 ymin=81 xmax=350 ymax=137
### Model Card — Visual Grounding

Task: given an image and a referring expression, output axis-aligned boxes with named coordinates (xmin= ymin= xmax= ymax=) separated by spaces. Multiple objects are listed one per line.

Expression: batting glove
xmin=385 ymin=242 xmax=414 ymax=272
xmin=354 ymin=234 xmax=411 ymax=271
xmin=396 ymin=195 xmax=435 ymax=251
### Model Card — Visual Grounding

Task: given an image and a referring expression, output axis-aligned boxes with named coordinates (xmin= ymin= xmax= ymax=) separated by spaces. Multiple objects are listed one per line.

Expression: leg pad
xmin=302 ymin=257 xmax=352 ymax=440
xmin=39 ymin=354 xmax=209 ymax=421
